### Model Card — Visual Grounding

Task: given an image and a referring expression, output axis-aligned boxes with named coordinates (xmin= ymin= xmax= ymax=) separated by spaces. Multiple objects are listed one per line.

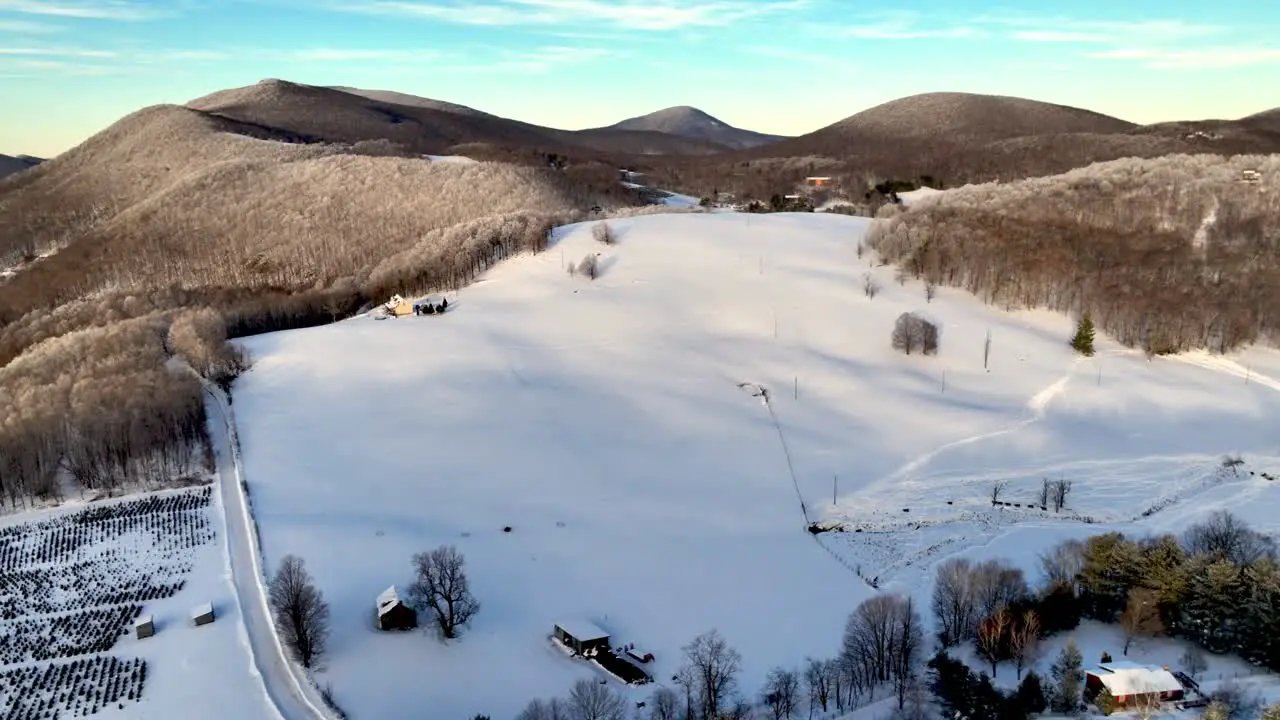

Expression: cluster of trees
xmin=0 ymin=315 xmax=217 ymax=508
xmin=891 ymin=313 xmax=940 ymax=356
xmin=933 ymin=509 xmax=1280 ymax=679
xmin=868 ymin=154 xmax=1280 ymax=354
xmin=928 ymin=650 xmax=1048 ymax=720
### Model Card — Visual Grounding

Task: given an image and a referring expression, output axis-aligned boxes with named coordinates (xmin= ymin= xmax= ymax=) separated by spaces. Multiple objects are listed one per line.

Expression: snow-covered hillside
xmin=231 ymin=212 xmax=1280 ymax=719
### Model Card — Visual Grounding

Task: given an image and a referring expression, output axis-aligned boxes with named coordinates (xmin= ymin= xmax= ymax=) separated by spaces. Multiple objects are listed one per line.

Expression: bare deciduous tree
xmin=567 ymin=678 xmax=626 ymax=720
xmin=1009 ymin=610 xmax=1041 ymax=679
xmin=267 ymin=554 xmax=330 ymax=669
xmin=591 ymin=221 xmax=616 ymax=245
xmin=1052 ymin=478 xmax=1072 ymax=512
xmin=1040 ymin=539 xmax=1086 ymax=590
xmin=925 ymin=282 xmax=937 ymax=303
xmin=991 ymin=481 xmax=1008 ymax=504
xmin=971 ymin=559 xmax=1029 ymax=620
xmin=803 ymin=657 xmax=834 ymax=715
xmin=891 ymin=597 xmax=924 ymax=710
xmin=1184 ymin=510 xmax=1276 ymax=566
xmin=892 ymin=313 xmax=940 ymax=356
xmin=932 ymin=558 xmax=976 ymax=647
xmin=647 ymin=688 xmax=679 ymax=720
xmin=680 ymin=629 xmax=742 ymax=720
xmin=408 ymin=545 xmax=480 ymax=640
xmin=577 ymin=254 xmax=599 ymax=280
xmin=977 ymin=605 xmax=1011 ymax=677
xmin=761 ymin=666 xmax=800 ymax=720
xmin=1119 ymin=587 xmax=1163 ymax=655
xmin=863 ymin=273 xmax=880 ymax=299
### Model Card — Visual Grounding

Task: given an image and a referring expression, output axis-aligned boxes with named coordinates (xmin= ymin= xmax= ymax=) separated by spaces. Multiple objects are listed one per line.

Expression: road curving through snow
xmin=205 ymin=387 xmax=335 ymax=720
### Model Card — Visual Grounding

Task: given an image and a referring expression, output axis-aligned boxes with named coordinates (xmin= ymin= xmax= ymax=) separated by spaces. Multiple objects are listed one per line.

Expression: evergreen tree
xmin=1182 ymin=557 xmax=1244 ymax=653
xmin=1070 ymin=312 xmax=1096 ymax=356
xmin=1078 ymin=533 xmax=1143 ymax=621
xmin=1038 ymin=582 xmax=1083 ymax=634
xmin=1015 ymin=672 xmax=1047 ymax=716
xmin=1095 ymin=688 xmax=1119 ymax=716
xmin=1050 ymin=640 xmax=1084 ymax=713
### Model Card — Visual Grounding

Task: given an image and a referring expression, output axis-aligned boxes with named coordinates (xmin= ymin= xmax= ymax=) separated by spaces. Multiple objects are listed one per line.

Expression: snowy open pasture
xmin=0 ymin=488 xmax=275 ymax=720
xmin=231 ymin=211 xmax=1280 ymax=719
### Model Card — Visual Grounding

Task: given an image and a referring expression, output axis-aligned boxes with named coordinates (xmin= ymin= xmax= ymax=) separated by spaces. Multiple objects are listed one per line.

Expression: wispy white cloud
xmin=740 ymin=45 xmax=860 ymax=72
xmin=811 ymin=11 xmax=985 ymax=40
xmin=447 ymin=44 xmax=619 ymax=73
xmin=0 ymin=45 xmax=116 ymax=56
xmin=1088 ymin=46 xmax=1280 ymax=68
xmin=0 ymin=18 xmax=64 ymax=32
xmin=279 ymin=48 xmax=443 ymax=62
xmin=0 ymin=0 xmax=159 ymax=20
xmin=983 ymin=16 xmax=1224 ymax=44
xmin=334 ymin=0 xmax=807 ymax=31
xmin=3 ymin=56 xmax=115 ymax=73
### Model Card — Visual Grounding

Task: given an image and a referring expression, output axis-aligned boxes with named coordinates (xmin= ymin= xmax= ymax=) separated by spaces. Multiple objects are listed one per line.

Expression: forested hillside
xmin=868 ymin=154 xmax=1280 ymax=354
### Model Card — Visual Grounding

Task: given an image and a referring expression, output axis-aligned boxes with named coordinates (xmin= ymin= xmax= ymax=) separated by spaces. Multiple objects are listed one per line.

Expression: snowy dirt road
xmin=206 ymin=388 xmax=334 ymax=720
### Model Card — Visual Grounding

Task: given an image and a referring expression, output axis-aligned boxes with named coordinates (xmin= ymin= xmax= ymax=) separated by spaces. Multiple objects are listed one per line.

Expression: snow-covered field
xmin=0 ymin=486 xmax=276 ymax=720
xmin=231 ymin=212 xmax=1280 ymax=719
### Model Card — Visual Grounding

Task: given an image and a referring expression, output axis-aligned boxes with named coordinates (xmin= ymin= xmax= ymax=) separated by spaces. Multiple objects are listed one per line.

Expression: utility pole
xmin=794 ymin=376 xmax=798 ymax=400
xmin=774 ymin=311 xmax=778 ymax=339
xmin=984 ymin=329 xmax=991 ymax=370
xmin=833 ymin=475 xmax=838 ymax=505
xmin=941 ymin=369 xmax=947 ymax=394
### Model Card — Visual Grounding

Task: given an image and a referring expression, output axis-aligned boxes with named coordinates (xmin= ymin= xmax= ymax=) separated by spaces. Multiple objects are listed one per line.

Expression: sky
xmin=1 ymin=0 xmax=1278 ymax=157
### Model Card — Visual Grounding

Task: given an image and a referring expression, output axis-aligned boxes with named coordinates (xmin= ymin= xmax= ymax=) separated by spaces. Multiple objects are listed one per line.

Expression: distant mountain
xmin=769 ymin=92 xmax=1137 ymax=153
xmin=640 ymin=91 xmax=1280 ymax=198
xmin=187 ymin=80 xmax=728 ymax=159
xmin=0 ymin=154 xmax=43 ymax=179
xmin=601 ymin=106 xmax=785 ymax=149
xmin=1242 ymin=107 xmax=1280 ymax=133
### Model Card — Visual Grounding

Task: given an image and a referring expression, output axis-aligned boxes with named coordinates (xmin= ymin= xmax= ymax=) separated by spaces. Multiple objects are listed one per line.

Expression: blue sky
xmin=1 ymin=0 xmax=1277 ymax=157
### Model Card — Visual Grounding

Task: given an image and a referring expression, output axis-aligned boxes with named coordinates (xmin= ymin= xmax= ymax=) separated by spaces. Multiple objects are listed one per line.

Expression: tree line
xmin=929 ymin=508 xmax=1280 ymax=683
xmin=868 ymin=154 xmax=1280 ymax=354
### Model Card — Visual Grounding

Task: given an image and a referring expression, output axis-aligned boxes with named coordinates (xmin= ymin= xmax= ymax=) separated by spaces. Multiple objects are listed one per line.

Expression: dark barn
xmin=377 ymin=586 xmax=418 ymax=631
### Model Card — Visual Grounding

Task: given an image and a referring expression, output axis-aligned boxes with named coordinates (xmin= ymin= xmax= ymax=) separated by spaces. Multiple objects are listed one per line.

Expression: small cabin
xmin=191 ymin=603 xmax=215 ymax=627
xmin=1086 ymin=662 xmax=1184 ymax=707
xmin=384 ymin=294 xmax=414 ymax=317
xmin=135 ymin=615 xmax=155 ymax=639
xmin=805 ymin=177 xmax=832 ymax=187
xmin=377 ymin=586 xmax=418 ymax=631
xmin=1240 ymin=169 xmax=1262 ymax=184
xmin=554 ymin=621 xmax=610 ymax=655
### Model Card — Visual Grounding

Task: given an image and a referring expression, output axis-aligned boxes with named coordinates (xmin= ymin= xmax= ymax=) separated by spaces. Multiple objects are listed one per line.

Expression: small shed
xmin=1240 ymin=169 xmax=1262 ymax=184
xmin=191 ymin=603 xmax=214 ymax=627
xmin=805 ymin=176 xmax=832 ymax=187
xmin=377 ymin=586 xmax=418 ymax=631
xmin=134 ymin=615 xmax=155 ymax=639
xmin=554 ymin=621 xmax=610 ymax=655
